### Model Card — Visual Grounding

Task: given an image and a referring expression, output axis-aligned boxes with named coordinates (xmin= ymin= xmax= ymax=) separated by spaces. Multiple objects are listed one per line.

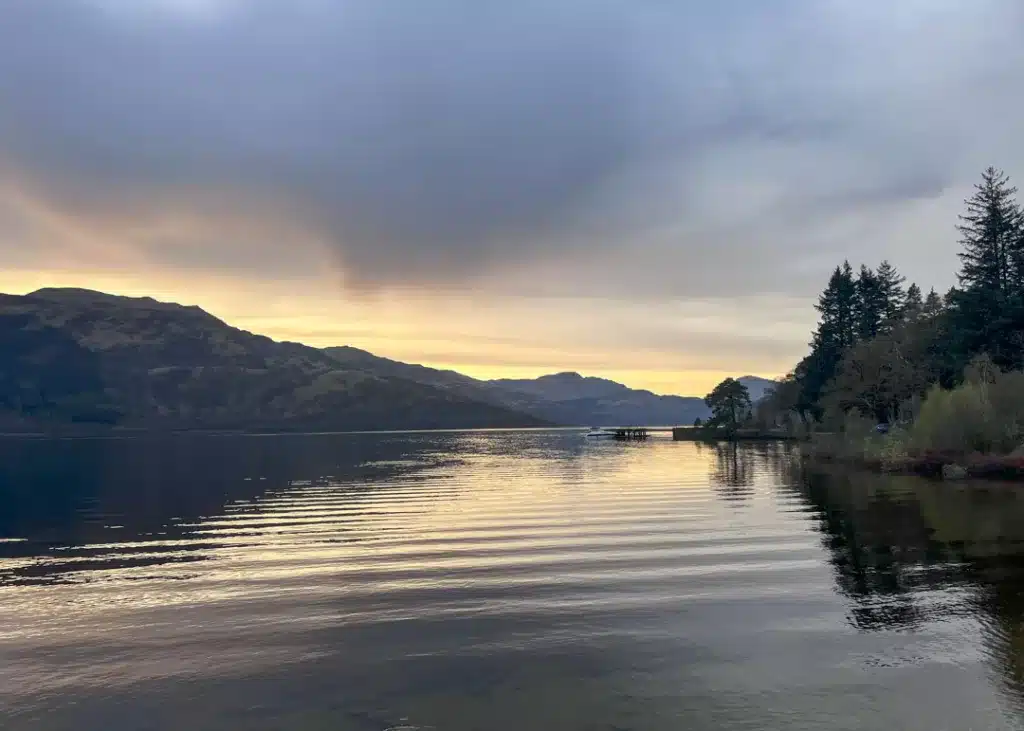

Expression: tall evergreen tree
xmin=956 ymin=167 xmax=1021 ymax=297
xmin=815 ymin=261 xmax=858 ymax=351
xmin=951 ymin=167 xmax=1024 ymax=368
xmin=799 ymin=262 xmax=858 ymax=417
xmin=876 ymin=260 xmax=906 ymax=326
xmin=855 ymin=265 xmax=885 ymax=340
xmin=903 ymin=283 xmax=923 ymax=320
xmin=922 ymin=289 xmax=944 ymax=317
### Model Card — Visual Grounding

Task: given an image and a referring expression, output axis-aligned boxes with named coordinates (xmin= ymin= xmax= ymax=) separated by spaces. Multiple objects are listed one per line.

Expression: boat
xmin=584 ymin=427 xmax=614 ymax=438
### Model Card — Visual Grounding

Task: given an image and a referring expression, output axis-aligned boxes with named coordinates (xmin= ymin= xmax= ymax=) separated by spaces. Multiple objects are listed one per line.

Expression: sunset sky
xmin=3 ymin=1 xmax=1024 ymax=395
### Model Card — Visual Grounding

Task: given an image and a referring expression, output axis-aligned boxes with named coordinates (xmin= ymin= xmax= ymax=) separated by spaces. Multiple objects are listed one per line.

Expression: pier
xmin=589 ymin=427 xmax=794 ymax=442
xmin=612 ymin=427 xmax=649 ymax=440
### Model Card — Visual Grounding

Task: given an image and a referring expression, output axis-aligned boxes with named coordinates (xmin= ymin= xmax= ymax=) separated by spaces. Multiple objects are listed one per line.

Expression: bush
xmin=909 ymin=382 xmax=995 ymax=453
xmin=908 ymin=364 xmax=1024 ymax=455
xmin=804 ymin=359 xmax=1024 ymax=470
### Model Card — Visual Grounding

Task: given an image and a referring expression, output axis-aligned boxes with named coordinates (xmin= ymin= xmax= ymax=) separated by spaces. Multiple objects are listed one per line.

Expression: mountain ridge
xmin=327 ymin=355 xmax=778 ymax=427
xmin=0 ymin=289 xmax=549 ymax=432
xmin=3 ymin=288 xmax=776 ymax=431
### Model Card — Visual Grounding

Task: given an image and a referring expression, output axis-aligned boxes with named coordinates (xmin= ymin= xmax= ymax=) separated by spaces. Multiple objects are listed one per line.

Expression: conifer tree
xmin=876 ymin=260 xmax=906 ymax=326
xmin=951 ymin=167 xmax=1024 ymax=368
xmin=815 ymin=261 xmax=858 ymax=352
xmin=798 ymin=262 xmax=858 ymax=419
xmin=956 ymin=167 xmax=1022 ymax=297
xmin=855 ymin=265 xmax=885 ymax=340
xmin=903 ymin=283 xmax=923 ymax=320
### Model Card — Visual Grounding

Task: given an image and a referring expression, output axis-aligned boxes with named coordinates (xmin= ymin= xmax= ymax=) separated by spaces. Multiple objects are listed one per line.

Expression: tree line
xmin=763 ymin=166 xmax=1024 ymax=430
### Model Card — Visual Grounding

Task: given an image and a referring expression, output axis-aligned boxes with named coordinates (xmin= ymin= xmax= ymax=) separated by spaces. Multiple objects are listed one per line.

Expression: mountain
xmin=0 ymin=287 xmax=773 ymax=433
xmin=491 ymin=372 xmax=638 ymax=401
xmin=322 ymin=353 xmax=732 ymax=427
xmin=0 ymin=289 xmax=548 ymax=432
xmin=488 ymin=372 xmax=709 ymax=426
xmin=737 ymin=375 xmax=778 ymax=402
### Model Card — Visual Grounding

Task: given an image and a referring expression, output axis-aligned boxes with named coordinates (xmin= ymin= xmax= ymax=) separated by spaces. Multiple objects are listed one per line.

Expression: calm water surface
xmin=4 ymin=430 xmax=1024 ymax=730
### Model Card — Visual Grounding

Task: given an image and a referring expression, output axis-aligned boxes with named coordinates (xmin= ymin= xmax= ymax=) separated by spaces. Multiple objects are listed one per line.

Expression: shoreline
xmin=802 ymin=435 xmax=1024 ymax=480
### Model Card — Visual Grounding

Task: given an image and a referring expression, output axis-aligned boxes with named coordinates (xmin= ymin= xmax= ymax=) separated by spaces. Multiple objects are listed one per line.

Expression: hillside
xmin=0 ymin=289 xmax=548 ymax=432
xmin=325 ymin=350 xmax=771 ymax=426
xmin=736 ymin=375 xmax=778 ymax=402
xmin=489 ymin=372 xmax=710 ymax=425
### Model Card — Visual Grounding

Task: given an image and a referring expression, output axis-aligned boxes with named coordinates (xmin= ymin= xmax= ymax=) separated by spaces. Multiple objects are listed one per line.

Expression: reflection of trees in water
xmin=801 ymin=471 xmax=950 ymax=632
xmin=790 ymin=465 xmax=1024 ymax=706
xmin=709 ymin=443 xmax=754 ymax=502
xmin=708 ymin=441 xmax=802 ymax=504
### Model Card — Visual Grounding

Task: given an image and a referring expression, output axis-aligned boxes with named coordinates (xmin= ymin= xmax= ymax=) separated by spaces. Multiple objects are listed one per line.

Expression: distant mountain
xmin=0 ymin=289 xmax=548 ymax=432
xmin=0 ymin=287 xmax=775 ymax=433
xmin=321 ymin=353 xmax=719 ymax=426
xmin=490 ymin=372 xmax=637 ymax=401
xmin=488 ymin=372 xmax=709 ymax=426
xmin=737 ymin=375 xmax=778 ymax=402
xmin=325 ymin=349 xmax=778 ymax=427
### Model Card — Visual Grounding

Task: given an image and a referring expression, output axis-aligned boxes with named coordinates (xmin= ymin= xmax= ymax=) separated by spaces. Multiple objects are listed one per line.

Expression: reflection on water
xmin=4 ymin=432 xmax=1024 ymax=729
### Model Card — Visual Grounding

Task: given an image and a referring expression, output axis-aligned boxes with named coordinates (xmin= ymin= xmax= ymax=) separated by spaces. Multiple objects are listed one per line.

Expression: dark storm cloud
xmin=1 ymin=0 xmax=1023 ymax=293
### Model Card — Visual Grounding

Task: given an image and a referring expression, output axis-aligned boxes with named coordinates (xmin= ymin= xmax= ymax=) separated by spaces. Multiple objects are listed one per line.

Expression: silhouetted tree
xmin=798 ymin=262 xmax=858 ymax=419
xmin=704 ymin=378 xmax=752 ymax=435
xmin=949 ymin=167 xmax=1024 ymax=369
xmin=903 ymin=283 xmax=923 ymax=320
xmin=856 ymin=265 xmax=886 ymax=340
xmin=876 ymin=260 xmax=907 ymax=328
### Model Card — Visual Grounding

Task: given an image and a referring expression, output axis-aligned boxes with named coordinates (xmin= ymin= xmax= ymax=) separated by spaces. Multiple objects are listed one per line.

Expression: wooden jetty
xmin=670 ymin=426 xmax=797 ymax=441
xmin=590 ymin=426 xmax=795 ymax=442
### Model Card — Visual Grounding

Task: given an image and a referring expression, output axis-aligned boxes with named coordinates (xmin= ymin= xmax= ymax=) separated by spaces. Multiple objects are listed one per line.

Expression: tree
xmin=754 ymin=373 xmax=802 ymax=431
xmin=816 ymin=261 xmax=858 ymax=351
xmin=949 ymin=167 xmax=1024 ymax=368
xmin=704 ymin=378 xmax=752 ymax=434
xmin=876 ymin=260 xmax=907 ymax=327
xmin=825 ymin=318 xmax=937 ymax=424
xmin=903 ymin=283 xmax=923 ymax=320
xmin=855 ymin=265 xmax=886 ymax=340
xmin=799 ymin=262 xmax=858 ymax=418
xmin=956 ymin=167 xmax=1021 ymax=297
xmin=774 ymin=168 xmax=1024 ymax=432
xmin=924 ymin=288 xmax=944 ymax=317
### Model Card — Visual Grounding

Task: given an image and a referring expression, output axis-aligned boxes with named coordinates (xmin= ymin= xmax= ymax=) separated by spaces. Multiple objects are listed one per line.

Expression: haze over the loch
xmin=3 ymin=1 xmax=1024 ymax=395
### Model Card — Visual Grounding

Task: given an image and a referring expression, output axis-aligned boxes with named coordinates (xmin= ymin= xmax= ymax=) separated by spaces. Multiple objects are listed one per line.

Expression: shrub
xmin=908 ymin=364 xmax=1024 ymax=455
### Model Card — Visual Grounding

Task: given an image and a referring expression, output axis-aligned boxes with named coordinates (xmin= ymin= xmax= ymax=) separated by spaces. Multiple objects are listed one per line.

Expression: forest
xmin=757 ymin=167 xmax=1024 ymax=467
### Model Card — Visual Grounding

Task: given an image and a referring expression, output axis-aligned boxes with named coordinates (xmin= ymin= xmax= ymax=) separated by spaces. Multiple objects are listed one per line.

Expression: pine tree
xmin=855 ymin=265 xmax=885 ymax=340
xmin=815 ymin=261 xmax=858 ymax=351
xmin=921 ymin=288 xmax=944 ymax=318
xmin=903 ymin=283 xmax=923 ymax=320
xmin=956 ymin=167 xmax=1022 ymax=297
xmin=799 ymin=262 xmax=858 ymax=418
xmin=876 ymin=260 xmax=906 ymax=326
xmin=951 ymin=167 xmax=1024 ymax=368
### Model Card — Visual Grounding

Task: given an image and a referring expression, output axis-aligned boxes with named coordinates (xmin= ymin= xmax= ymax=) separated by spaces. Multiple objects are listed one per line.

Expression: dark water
xmin=4 ymin=431 xmax=1024 ymax=730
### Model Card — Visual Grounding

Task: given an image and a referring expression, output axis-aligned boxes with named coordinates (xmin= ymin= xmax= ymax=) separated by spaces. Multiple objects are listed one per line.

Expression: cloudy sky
xmin=2 ymin=0 xmax=1023 ymax=394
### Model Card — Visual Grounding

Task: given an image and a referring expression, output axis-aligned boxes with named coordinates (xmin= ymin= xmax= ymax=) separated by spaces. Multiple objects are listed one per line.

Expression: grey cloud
xmin=1 ymin=0 xmax=1023 ymax=295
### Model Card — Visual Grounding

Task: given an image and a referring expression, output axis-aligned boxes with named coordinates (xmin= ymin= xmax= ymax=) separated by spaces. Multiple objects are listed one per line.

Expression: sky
xmin=2 ymin=1 xmax=1024 ymax=396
